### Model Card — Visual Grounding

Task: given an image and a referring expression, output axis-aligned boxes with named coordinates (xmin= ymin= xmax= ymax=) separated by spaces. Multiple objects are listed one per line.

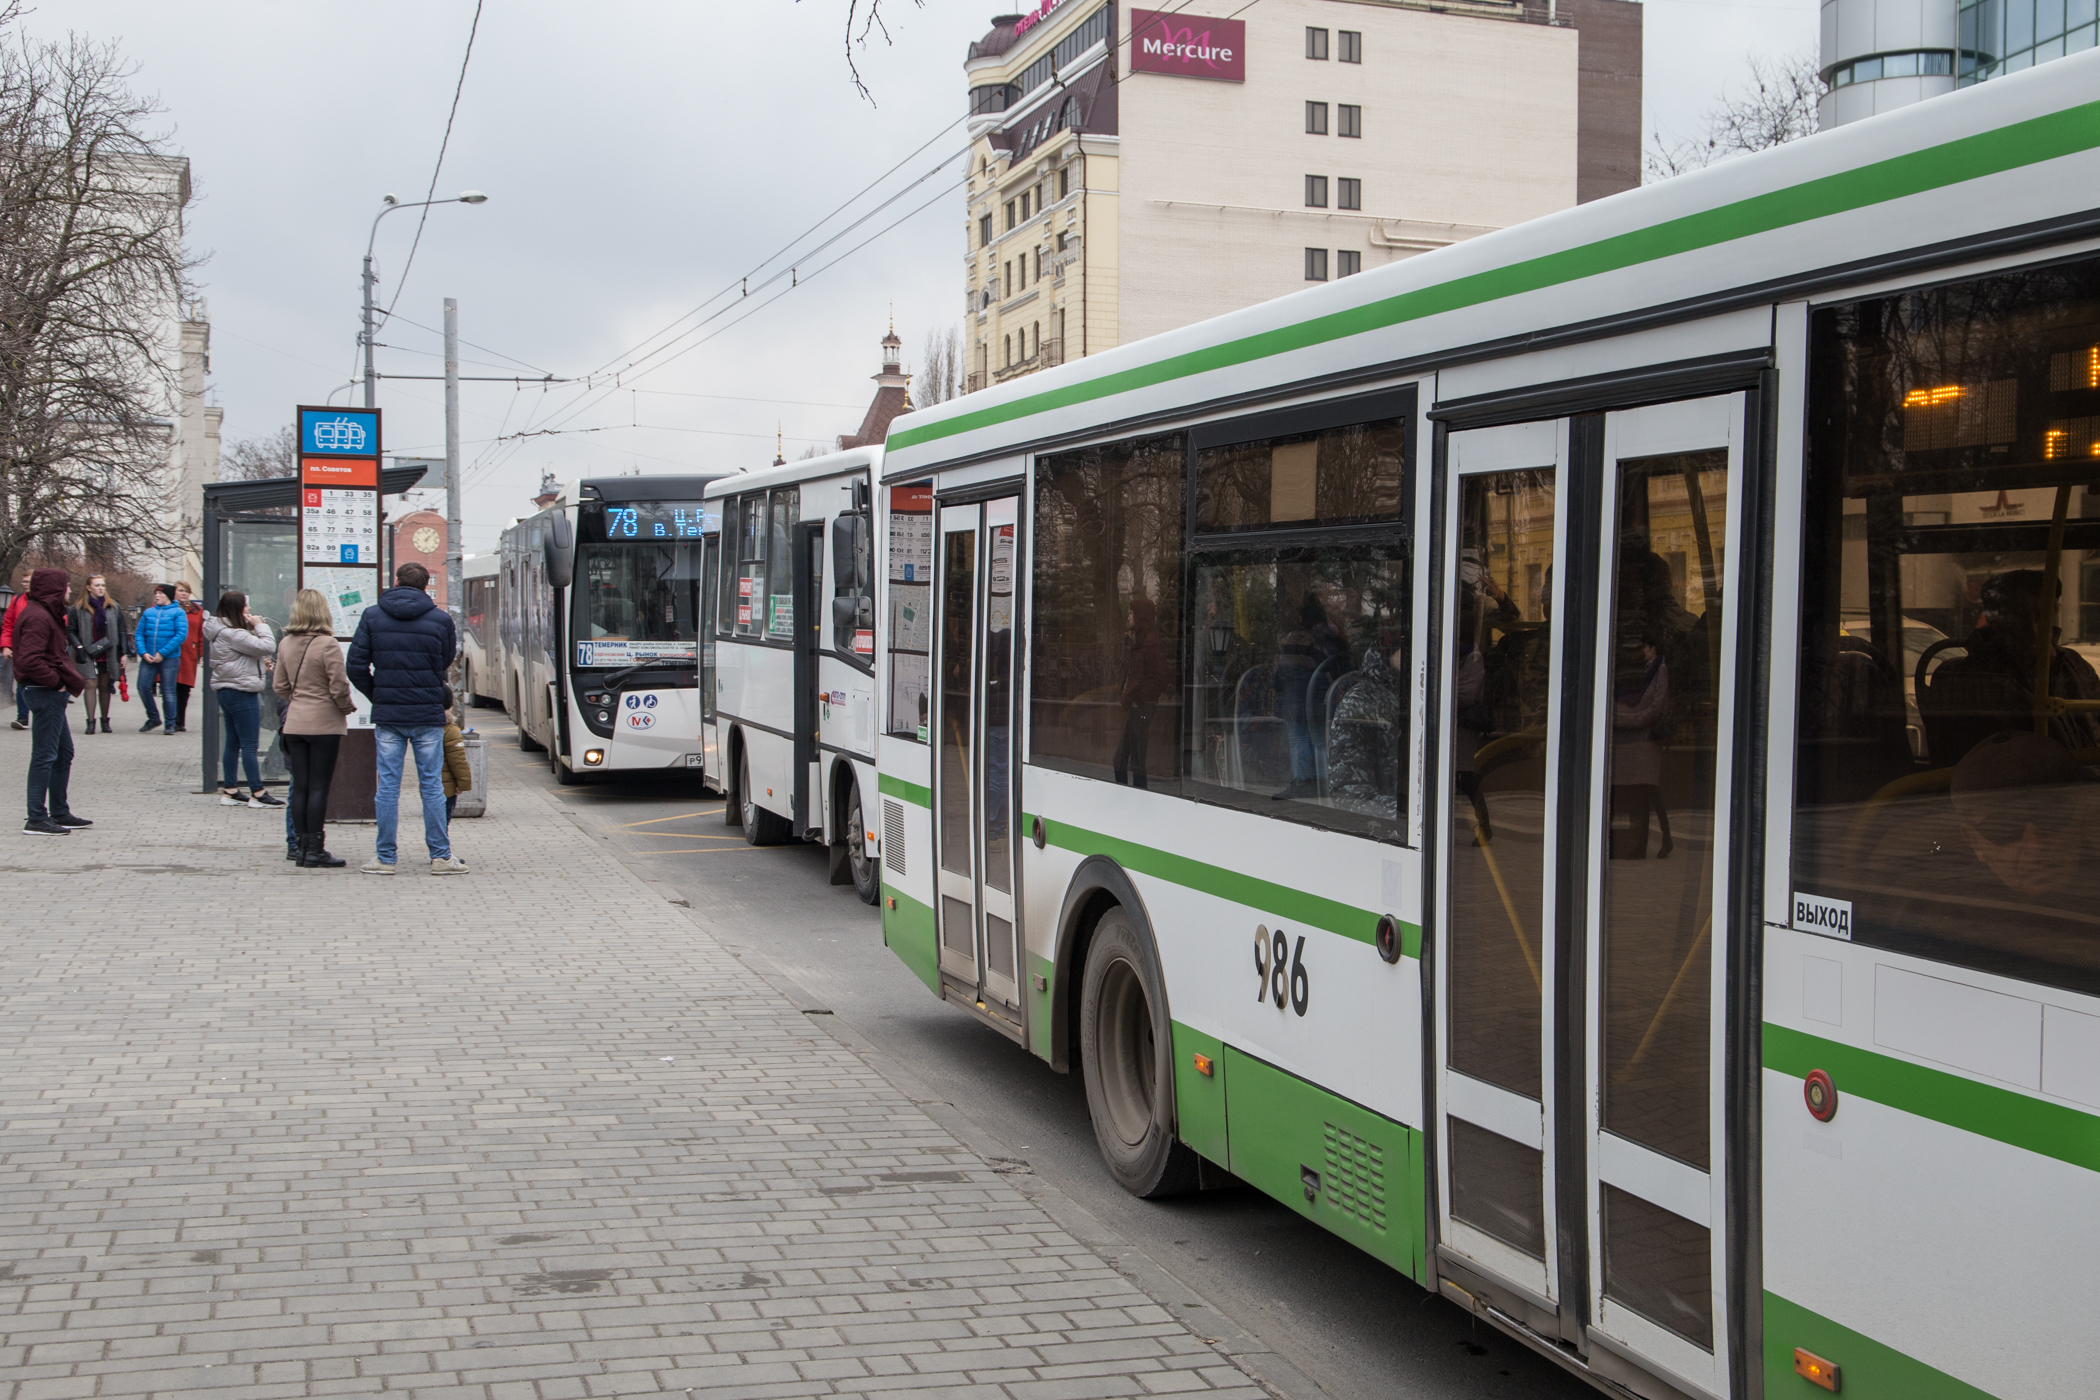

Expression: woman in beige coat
xmin=274 ymin=589 xmax=358 ymax=868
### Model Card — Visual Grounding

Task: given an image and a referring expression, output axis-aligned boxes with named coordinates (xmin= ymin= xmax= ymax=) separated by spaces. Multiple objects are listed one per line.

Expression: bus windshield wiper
xmin=599 ymin=660 xmax=696 ymax=693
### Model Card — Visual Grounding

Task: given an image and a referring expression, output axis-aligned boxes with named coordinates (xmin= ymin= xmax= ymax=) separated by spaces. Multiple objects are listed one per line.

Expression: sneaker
xmin=22 ymin=818 xmax=68 ymax=835
xmin=8 ymin=719 xmax=25 ymax=731
xmin=164 ymin=725 xmax=178 ymax=735
xmin=139 ymin=720 xmax=161 ymax=733
xmin=249 ymin=790 xmax=285 ymax=808
xmin=220 ymin=790 xmax=248 ymax=806
xmin=50 ymin=814 xmax=92 ymax=828
xmin=430 ymin=856 xmax=470 ymax=876
xmin=361 ymin=859 xmax=396 ymax=875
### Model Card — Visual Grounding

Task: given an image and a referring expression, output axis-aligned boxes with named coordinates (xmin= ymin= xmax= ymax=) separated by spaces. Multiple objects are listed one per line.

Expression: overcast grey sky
xmin=28 ymin=0 xmax=1814 ymax=553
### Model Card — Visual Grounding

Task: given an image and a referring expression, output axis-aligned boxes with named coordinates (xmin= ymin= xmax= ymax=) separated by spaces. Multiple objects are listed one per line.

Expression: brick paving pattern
xmin=0 ymin=726 xmax=1269 ymax=1399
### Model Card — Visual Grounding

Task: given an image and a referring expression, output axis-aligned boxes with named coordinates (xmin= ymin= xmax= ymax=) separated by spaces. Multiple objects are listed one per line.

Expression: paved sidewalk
xmin=0 ymin=725 xmax=1269 ymax=1399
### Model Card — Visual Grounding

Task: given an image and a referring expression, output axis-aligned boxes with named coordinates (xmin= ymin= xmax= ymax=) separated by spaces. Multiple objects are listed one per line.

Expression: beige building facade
xmin=961 ymin=0 xmax=1640 ymax=390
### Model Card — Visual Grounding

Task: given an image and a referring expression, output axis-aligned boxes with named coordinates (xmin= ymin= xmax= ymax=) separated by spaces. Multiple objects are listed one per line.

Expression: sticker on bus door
xmin=1793 ymin=891 xmax=1852 ymax=940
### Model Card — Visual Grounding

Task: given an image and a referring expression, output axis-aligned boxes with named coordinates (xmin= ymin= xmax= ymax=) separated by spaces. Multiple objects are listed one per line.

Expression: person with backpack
xmin=274 ymin=588 xmax=356 ymax=867
xmin=67 ymin=575 xmax=127 ymax=735
xmin=12 ymin=568 xmax=89 ymax=835
xmin=203 ymin=591 xmax=283 ymax=809
xmin=133 ymin=583 xmax=188 ymax=734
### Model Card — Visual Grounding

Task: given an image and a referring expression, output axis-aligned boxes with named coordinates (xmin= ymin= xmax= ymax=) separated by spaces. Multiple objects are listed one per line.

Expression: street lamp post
xmin=360 ymin=190 xmax=488 ymax=410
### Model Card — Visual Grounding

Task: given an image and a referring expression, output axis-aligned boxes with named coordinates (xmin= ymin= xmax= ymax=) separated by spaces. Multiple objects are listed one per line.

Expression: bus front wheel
xmin=1080 ymin=907 xmax=1201 ymax=1199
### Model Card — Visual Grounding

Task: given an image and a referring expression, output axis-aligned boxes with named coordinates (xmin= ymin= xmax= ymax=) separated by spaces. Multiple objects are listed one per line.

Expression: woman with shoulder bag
xmin=203 ymin=590 xmax=282 ymax=809
xmin=67 ymin=575 xmax=126 ymax=734
xmin=274 ymin=589 xmax=356 ymax=868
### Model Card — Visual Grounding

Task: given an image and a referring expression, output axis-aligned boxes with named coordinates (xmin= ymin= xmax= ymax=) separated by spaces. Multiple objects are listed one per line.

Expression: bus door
xmin=700 ymin=531 xmax=720 ymax=784
xmin=1434 ymin=395 xmax=1746 ymax=1399
xmin=793 ymin=520 xmax=823 ymax=833
xmin=930 ymin=494 xmax=1023 ymax=1015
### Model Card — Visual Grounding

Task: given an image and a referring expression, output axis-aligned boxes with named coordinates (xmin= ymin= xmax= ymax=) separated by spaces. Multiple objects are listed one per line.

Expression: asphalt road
xmin=482 ymin=718 xmax=1598 ymax=1400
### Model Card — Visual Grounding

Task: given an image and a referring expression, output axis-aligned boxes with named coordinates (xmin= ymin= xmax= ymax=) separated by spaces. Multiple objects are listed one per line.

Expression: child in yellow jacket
xmin=441 ymin=686 xmax=474 ymax=821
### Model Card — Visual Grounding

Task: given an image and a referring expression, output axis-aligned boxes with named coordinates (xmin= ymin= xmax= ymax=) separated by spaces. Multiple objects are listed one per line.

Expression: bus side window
xmin=736 ymin=495 xmax=763 ymax=636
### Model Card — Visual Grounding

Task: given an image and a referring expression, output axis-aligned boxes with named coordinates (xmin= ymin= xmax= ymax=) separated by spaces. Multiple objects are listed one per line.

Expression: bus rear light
xmin=583 ymin=749 xmax=605 ymax=765
xmin=1792 ymin=1348 xmax=1840 ymax=1392
xmin=1193 ymin=1053 xmax=1214 ymax=1077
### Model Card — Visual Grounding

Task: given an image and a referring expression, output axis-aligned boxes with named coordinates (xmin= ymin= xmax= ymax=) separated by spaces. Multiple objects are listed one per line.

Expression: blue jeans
xmin=137 ymin=655 xmax=179 ymax=727
xmin=218 ymin=689 xmax=262 ymax=790
xmin=23 ymin=685 xmax=73 ymax=821
xmin=375 ymin=724 xmax=448 ymax=863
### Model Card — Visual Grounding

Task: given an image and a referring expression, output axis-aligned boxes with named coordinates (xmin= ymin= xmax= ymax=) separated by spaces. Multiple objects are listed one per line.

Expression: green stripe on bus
xmin=888 ymin=100 xmax=2100 ymax=454
xmin=1763 ymin=1022 xmax=2100 ymax=1176
xmin=1029 ymin=812 xmax=1420 ymax=956
xmin=1763 ymin=1290 xmax=1997 ymax=1400
xmin=878 ymin=772 xmax=932 ymax=809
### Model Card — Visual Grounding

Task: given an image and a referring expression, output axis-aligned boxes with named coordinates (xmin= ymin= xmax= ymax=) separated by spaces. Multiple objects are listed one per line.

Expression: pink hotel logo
xmin=1129 ymin=9 xmax=1246 ymax=82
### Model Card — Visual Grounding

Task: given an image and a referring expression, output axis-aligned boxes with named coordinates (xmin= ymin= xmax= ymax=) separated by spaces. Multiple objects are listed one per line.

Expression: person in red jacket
xmin=173 ymin=580 xmax=204 ymax=731
xmin=2 ymin=586 xmax=29 ymax=730
xmin=12 ymin=568 xmax=90 ymax=835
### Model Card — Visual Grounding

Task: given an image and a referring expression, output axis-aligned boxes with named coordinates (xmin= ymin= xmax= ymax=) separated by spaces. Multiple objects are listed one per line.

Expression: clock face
xmin=412 ymin=526 xmax=441 ymax=554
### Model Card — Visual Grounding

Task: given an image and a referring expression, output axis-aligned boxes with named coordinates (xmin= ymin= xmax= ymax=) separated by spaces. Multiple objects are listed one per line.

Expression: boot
xmin=101 ymin=718 xmax=112 ymax=733
xmin=303 ymin=833 xmax=346 ymax=869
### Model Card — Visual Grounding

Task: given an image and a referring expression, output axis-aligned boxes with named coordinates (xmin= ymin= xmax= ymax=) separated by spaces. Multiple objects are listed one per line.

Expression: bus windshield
xmin=573 ymin=539 xmax=700 ymax=669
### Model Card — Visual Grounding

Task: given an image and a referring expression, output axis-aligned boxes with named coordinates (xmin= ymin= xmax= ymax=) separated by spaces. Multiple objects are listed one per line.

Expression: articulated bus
xmin=699 ymin=447 xmax=882 ymax=902
xmin=871 ymin=57 xmax=2100 ymax=1400
xmin=497 ymin=474 xmax=725 ymax=783
xmin=460 ymin=552 xmax=498 ymax=707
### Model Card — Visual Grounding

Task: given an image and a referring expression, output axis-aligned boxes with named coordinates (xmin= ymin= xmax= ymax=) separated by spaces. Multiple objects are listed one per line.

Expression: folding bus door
xmin=1435 ymin=395 xmax=1749 ymax=1400
xmin=929 ymin=494 xmax=1024 ymax=1020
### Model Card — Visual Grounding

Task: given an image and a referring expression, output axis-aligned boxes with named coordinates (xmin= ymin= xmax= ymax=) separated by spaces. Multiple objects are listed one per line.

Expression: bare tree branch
xmin=0 ymin=24 xmax=198 ymax=582
xmin=218 ymin=424 xmax=296 ymax=482
xmin=1646 ymin=50 xmax=1826 ymax=183
xmin=916 ymin=323 xmax=960 ymax=407
xmin=805 ymin=0 xmax=925 ymax=105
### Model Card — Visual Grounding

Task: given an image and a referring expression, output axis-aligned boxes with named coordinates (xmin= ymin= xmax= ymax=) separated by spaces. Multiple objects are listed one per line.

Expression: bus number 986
xmin=1254 ymin=925 xmax=1309 ymax=1017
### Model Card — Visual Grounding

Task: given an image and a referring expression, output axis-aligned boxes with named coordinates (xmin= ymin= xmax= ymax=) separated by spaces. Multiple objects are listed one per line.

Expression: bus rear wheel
xmin=844 ymin=780 xmax=879 ymax=905
xmin=1080 ymin=907 xmax=1201 ymax=1199
xmin=740 ymin=746 xmax=790 ymax=846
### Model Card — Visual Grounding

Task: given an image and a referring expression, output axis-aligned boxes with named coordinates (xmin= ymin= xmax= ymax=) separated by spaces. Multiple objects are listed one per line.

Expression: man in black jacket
xmin=13 ymin=568 xmax=91 ymax=835
xmin=346 ymin=563 xmax=467 ymax=875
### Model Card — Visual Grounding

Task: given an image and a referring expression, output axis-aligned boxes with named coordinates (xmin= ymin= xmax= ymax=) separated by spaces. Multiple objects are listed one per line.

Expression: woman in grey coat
xmin=203 ymin=591 xmax=282 ymax=809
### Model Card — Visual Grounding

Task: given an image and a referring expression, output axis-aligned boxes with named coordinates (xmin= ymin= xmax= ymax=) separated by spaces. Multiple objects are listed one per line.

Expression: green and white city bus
xmin=870 ymin=54 xmax=2100 ymax=1400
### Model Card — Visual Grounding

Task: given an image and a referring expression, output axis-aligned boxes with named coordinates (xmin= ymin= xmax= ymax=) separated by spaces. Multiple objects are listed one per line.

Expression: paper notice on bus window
xmin=890 ymin=583 xmax=931 ymax=652
xmin=889 ymin=509 xmax=932 ymax=583
xmin=1792 ymin=891 xmax=1852 ymax=941
xmin=890 ymin=652 xmax=929 ymax=736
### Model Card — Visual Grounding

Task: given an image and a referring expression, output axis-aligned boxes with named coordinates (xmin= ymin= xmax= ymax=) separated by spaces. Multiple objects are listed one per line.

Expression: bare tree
xmin=218 ymin=424 xmax=296 ymax=481
xmin=807 ymin=0 xmax=925 ymax=103
xmin=1647 ymin=50 xmax=1826 ymax=182
xmin=0 ymin=22 xmax=198 ymax=584
xmin=917 ymin=324 xmax=960 ymax=406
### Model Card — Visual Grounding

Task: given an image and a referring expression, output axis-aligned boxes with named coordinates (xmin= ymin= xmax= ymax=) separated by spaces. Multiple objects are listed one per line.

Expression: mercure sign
xmin=1129 ymin=9 xmax=1245 ymax=82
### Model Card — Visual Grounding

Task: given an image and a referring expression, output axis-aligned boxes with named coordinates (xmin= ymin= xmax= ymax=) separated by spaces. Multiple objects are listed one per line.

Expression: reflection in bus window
xmin=1798 ymin=255 xmax=2100 ymax=996
xmin=578 ymin=542 xmax=698 ymax=643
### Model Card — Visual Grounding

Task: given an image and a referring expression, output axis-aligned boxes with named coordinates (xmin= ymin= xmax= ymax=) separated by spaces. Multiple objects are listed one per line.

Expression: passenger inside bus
xmin=1917 ymin=569 xmax=2100 ymax=762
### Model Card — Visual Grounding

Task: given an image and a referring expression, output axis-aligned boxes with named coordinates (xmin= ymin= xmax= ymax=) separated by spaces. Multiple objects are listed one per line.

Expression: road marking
xmin=617 ymin=810 xmax=723 ymax=828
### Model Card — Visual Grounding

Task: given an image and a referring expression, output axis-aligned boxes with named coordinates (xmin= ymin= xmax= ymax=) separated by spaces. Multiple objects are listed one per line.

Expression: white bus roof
xmin=880 ymin=51 xmax=2100 ymax=477
xmin=703 ymin=445 xmax=881 ymax=501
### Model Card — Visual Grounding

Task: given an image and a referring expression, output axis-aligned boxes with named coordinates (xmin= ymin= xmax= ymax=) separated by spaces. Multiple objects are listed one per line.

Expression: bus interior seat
xmin=1232 ymin=665 xmax=1290 ymax=791
xmin=1796 ymin=635 xmax=1915 ymax=804
xmin=1305 ymin=654 xmax=1347 ymax=785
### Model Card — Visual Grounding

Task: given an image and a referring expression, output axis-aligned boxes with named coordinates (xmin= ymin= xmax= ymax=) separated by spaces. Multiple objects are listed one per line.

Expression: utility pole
xmin=362 ymin=249 xmax=379 ymax=409
xmin=444 ymin=297 xmax=463 ymax=634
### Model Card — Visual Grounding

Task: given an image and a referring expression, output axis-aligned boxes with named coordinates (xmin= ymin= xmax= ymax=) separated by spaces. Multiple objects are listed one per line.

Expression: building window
xmin=1003 ymin=260 xmax=1012 ymax=296
xmin=979 ymin=213 xmax=992 ymax=247
xmin=1338 ymin=249 xmax=1361 ymax=277
xmin=1339 ymin=30 xmax=1361 ymax=62
xmin=1306 ymin=101 xmax=1329 ymax=134
xmin=1338 ymin=177 xmax=1360 ymax=210
xmin=1306 ymin=26 xmax=1329 ymax=59
xmin=1032 ymin=321 xmax=1040 ymax=358
xmin=1305 ymin=175 xmax=1329 ymax=208
xmin=1021 ymin=191 xmax=1032 ymax=219
xmin=1832 ymin=49 xmax=1955 ymax=87
xmin=1305 ymin=248 xmax=1329 ymax=281
xmin=1003 ymin=333 xmax=1012 ymax=367
xmin=1059 ymin=167 xmax=1070 ymax=199
xmin=1338 ymin=104 xmax=1361 ymax=138
xmin=1005 ymin=200 xmax=1016 ymax=230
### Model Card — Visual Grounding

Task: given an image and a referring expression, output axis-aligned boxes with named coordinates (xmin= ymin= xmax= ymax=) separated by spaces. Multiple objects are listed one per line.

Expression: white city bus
xmin=498 ymin=474 xmax=724 ymax=783
xmin=700 ymin=447 xmax=881 ymax=901
xmin=872 ymin=56 xmax=2100 ymax=1400
xmin=459 ymin=552 xmax=498 ymax=707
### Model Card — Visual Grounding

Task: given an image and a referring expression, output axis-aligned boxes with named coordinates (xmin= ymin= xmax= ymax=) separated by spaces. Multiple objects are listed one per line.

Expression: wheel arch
xmin=1050 ymin=855 xmax=1168 ymax=1080
xmin=828 ymin=755 xmax=860 ymax=845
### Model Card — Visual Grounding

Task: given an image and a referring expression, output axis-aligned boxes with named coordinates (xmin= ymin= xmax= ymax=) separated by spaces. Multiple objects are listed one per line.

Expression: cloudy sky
xmin=28 ymin=0 xmax=1815 ymax=554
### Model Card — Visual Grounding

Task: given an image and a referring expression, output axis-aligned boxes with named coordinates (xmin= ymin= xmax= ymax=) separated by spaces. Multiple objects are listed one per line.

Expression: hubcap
xmin=740 ymin=754 xmax=755 ymax=827
xmin=847 ymin=797 xmax=870 ymax=881
xmin=1097 ymin=956 xmax=1155 ymax=1148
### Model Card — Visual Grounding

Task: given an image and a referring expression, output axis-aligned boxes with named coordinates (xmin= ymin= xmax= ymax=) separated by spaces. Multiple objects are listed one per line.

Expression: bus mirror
xmin=832 ymin=512 xmax=870 ymax=591
xmin=544 ymin=514 xmax=574 ymax=590
xmin=832 ymin=596 xmax=868 ymax=655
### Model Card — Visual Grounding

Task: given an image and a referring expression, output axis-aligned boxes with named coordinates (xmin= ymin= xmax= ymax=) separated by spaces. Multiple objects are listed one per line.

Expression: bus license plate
xmin=684 ymin=754 xmax=703 ymax=768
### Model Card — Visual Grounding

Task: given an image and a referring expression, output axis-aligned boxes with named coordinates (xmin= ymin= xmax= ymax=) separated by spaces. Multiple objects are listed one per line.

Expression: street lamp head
xmin=381 ymin=193 xmax=399 ymax=206
xmin=458 ymin=190 xmax=488 ymax=205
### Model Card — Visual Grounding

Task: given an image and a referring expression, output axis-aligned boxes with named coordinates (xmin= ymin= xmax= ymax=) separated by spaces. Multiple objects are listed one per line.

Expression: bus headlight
xmin=583 ymin=749 xmax=606 ymax=766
